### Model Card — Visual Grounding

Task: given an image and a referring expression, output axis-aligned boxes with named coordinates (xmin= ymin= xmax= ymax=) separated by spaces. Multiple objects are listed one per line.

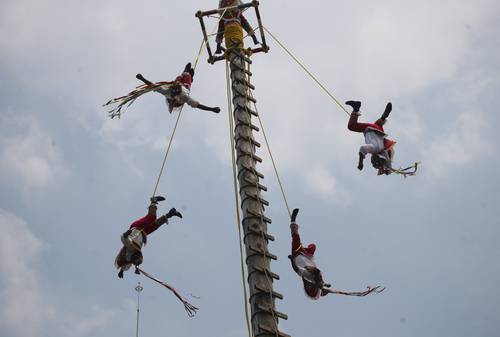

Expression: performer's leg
xmin=358 ymin=144 xmax=378 ymax=171
xmin=215 ymin=21 xmax=225 ymax=54
xmin=357 ymin=152 xmax=365 ymax=171
xmin=360 ymin=144 xmax=378 ymax=155
xmin=241 ymin=15 xmax=259 ymax=45
xmin=136 ymin=74 xmax=153 ymax=85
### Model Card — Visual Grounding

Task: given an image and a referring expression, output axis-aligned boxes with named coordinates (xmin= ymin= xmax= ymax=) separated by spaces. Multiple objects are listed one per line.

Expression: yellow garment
xmin=224 ymin=22 xmax=243 ymax=50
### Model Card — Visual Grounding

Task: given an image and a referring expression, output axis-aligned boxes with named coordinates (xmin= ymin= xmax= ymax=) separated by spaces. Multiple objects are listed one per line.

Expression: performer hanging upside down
xmin=288 ymin=208 xmax=384 ymax=299
xmin=136 ymin=62 xmax=221 ymax=114
xmin=115 ymin=196 xmax=183 ymax=279
xmin=215 ymin=0 xmax=260 ymax=54
xmin=346 ymin=100 xmax=396 ymax=175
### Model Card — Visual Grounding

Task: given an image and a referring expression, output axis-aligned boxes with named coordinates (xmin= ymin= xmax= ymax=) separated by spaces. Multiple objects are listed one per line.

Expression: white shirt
xmin=293 ymin=253 xmax=318 ymax=284
xmin=156 ymin=85 xmax=200 ymax=112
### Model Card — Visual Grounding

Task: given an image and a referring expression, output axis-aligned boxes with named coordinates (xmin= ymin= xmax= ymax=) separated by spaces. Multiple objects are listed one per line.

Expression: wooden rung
xmin=234 ymin=77 xmax=256 ymax=90
xmin=234 ymin=118 xmax=260 ymax=132
xmin=240 ymin=164 xmax=264 ymax=179
xmin=243 ymin=177 xmax=268 ymax=191
xmin=252 ymin=265 xmax=280 ymax=280
xmin=244 ymin=191 xmax=269 ymax=206
xmin=247 ymin=208 xmax=272 ymax=223
xmin=254 ymin=284 xmax=284 ymax=300
xmin=238 ymin=149 xmax=263 ymax=163
xmin=238 ymin=166 xmax=264 ymax=181
xmin=256 ymin=304 xmax=288 ymax=320
xmin=248 ymin=245 xmax=277 ymax=261
xmin=234 ymin=102 xmax=258 ymax=117
xmin=228 ymin=59 xmax=253 ymax=77
xmin=228 ymin=49 xmax=253 ymax=64
xmin=245 ymin=95 xmax=257 ymax=103
xmin=245 ymin=226 xmax=275 ymax=242
xmin=236 ymin=135 xmax=261 ymax=148
xmin=257 ymin=324 xmax=291 ymax=337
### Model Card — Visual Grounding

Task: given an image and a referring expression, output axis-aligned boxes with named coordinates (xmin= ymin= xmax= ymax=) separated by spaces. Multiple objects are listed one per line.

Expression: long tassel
xmin=326 ymin=285 xmax=385 ymax=297
xmin=103 ymin=81 xmax=174 ymax=119
xmin=389 ymin=161 xmax=420 ymax=178
xmin=136 ymin=267 xmax=199 ymax=317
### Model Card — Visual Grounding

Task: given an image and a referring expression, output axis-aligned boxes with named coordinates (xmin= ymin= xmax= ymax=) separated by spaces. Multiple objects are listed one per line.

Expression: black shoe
xmin=134 ymin=268 xmax=140 ymax=275
xmin=183 ymin=62 xmax=192 ymax=74
xmin=118 ymin=269 xmax=124 ymax=279
xmin=212 ymin=107 xmax=221 ymax=113
xmin=291 ymin=208 xmax=299 ymax=222
xmin=252 ymin=35 xmax=260 ymax=45
xmin=150 ymin=196 xmax=166 ymax=204
xmin=345 ymin=100 xmax=361 ymax=112
xmin=380 ymin=102 xmax=392 ymax=120
xmin=166 ymin=208 xmax=183 ymax=219
xmin=358 ymin=152 xmax=365 ymax=171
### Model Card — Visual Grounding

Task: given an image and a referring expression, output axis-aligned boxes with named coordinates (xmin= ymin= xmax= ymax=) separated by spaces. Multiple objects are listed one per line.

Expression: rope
xmin=151 ymin=13 xmax=226 ymax=198
xmin=263 ymin=26 xmax=350 ymax=116
xmin=245 ymin=61 xmax=291 ymax=218
xmin=151 ymin=107 xmax=183 ymax=197
xmin=225 ymin=59 xmax=253 ymax=337
xmin=136 ymin=267 xmax=199 ymax=317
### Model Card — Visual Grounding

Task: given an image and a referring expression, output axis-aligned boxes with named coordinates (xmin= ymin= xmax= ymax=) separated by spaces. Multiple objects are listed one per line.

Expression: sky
xmin=1 ymin=0 xmax=500 ymax=337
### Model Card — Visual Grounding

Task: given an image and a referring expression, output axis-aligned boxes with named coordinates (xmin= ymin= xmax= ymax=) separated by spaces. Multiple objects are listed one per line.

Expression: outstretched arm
xmin=196 ymin=104 xmax=221 ymax=113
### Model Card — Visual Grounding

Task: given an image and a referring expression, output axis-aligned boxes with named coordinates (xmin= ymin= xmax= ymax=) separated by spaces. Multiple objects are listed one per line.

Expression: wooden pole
xmin=227 ymin=45 xmax=289 ymax=337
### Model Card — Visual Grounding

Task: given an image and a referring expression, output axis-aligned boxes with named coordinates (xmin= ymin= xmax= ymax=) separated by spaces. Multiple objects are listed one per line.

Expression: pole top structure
xmin=196 ymin=0 xmax=269 ymax=64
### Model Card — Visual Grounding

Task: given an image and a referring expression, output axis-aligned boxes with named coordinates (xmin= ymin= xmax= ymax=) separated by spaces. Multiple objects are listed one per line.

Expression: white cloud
xmin=304 ymin=165 xmax=351 ymax=204
xmin=305 ymin=165 xmax=338 ymax=197
xmin=0 ymin=210 xmax=121 ymax=337
xmin=0 ymin=117 xmax=66 ymax=190
xmin=0 ymin=210 xmax=50 ymax=337
xmin=424 ymin=110 xmax=495 ymax=176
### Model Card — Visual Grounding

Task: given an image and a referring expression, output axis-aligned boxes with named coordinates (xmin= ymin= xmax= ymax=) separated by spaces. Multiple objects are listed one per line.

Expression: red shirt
xmin=348 ymin=115 xmax=396 ymax=151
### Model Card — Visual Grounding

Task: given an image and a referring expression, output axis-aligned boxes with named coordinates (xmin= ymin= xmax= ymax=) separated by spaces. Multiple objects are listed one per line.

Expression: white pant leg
xmin=361 ymin=131 xmax=385 ymax=155
xmin=359 ymin=144 xmax=378 ymax=155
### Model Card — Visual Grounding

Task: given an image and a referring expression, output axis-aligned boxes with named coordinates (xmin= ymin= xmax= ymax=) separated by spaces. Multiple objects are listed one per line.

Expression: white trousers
xmin=360 ymin=131 xmax=385 ymax=156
